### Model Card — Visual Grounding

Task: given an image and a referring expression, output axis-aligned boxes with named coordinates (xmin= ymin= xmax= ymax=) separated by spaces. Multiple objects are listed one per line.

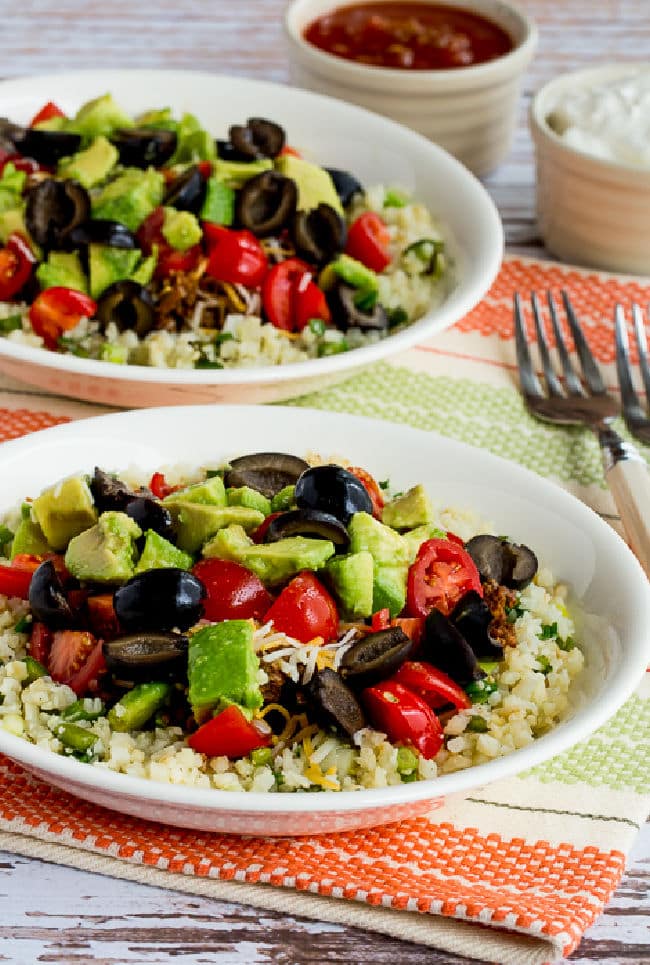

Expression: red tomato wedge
xmin=261 ymin=257 xmax=312 ymax=331
xmin=148 ymin=472 xmax=181 ymax=499
xmin=204 ymin=224 xmax=268 ymax=288
xmin=293 ymin=278 xmax=331 ymax=332
xmin=361 ymin=680 xmax=444 ymax=759
xmin=29 ymin=101 xmax=66 ymax=126
xmin=29 ymin=622 xmax=53 ymax=664
xmin=48 ymin=630 xmax=97 ymax=688
xmin=87 ymin=594 xmax=121 ymax=641
xmin=406 ymin=538 xmax=482 ymax=618
xmin=0 ymin=233 xmax=36 ymax=301
xmin=345 ymin=211 xmax=391 ymax=272
xmin=348 ymin=466 xmax=385 ymax=519
xmin=250 ymin=511 xmax=283 ymax=544
xmin=390 ymin=661 xmax=471 ymax=710
xmin=192 ymin=559 xmax=272 ymax=623
xmin=371 ymin=608 xmax=391 ymax=631
xmin=188 ymin=705 xmax=271 ymax=758
xmin=29 ymin=287 xmax=97 ymax=350
xmin=263 ymin=571 xmax=339 ymax=643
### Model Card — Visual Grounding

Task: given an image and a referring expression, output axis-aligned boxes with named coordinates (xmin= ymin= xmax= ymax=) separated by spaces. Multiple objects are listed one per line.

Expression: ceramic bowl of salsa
xmin=285 ymin=0 xmax=538 ymax=177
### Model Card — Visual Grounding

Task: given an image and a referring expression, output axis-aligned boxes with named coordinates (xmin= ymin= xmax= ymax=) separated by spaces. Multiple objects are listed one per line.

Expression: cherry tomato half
xmin=0 ymin=562 xmax=33 ymax=599
xmin=348 ymin=466 xmax=384 ymax=519
xmin=29 ymin=101 xmax=66 ymax=127
xmin=29 ymin=287 xmax=97 ymax=350
xmin=29 ymin=622 xmax=53 ymax=664
xmin=390 ymin=661 xmax=471 ymax=711
xmin=250 ymin=511 xmax=284 ymax=544
xmin=370 ymin=607 xmax=391 ymax=632
xmin=188 ymin=704 xmax=271 ymax=758
xmin=261 ymin=257 xmax=312 ymax=331
xmin=204 ymin=223 xmax=268 ymax=288
xmin=0 ymin=233 xmax=36 ymax=301
xmin=361 ymin=679 xmax=444 ymax=759
xmin=148 ymin=471 xmax=181 ymax=500
xmin=293 ymin=278 xmax=331 ymax=332
xmin=263 ymin=571 xmax=339 ymax=643
xmin=406 ymin=538 xmax=482 ymax=619
xmin=192 ymin=559 xmax=272 ymax=623
xmin=345 ymin=211 xmax=391 ymax=273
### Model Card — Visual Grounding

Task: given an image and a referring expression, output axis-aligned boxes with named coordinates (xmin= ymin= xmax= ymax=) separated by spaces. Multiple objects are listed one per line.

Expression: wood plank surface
xmin=1 ymin=2 xmax=649 ymax=962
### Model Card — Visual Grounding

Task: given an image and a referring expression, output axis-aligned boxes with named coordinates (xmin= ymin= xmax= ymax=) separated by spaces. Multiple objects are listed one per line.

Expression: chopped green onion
xmin=57 ymin=336 xmax=90 ymax=358
xmin=195 ymin=357 xmax=224 ymax=369
xmin=318 ymin=338 xmax=349 ymax=357
xmin=465 ymin=675 xmax=498 ymax=703
xmin=0 ymin=314 xmax=23 ymax=334
xmin=466 ymin=715 xmax=488 ymax=733
xmin=401 ymin=238 xmax=444 ymax=276
xmin=477 ymin=659 xmax=499 ymax=675
xmin=396 ymin=745 xmax=418 ymax=775
xmin=308 ymin=317 xmax=327 ymax=336
xmin=61 ymin=699 xmax=105 ymax=723
xmin=383 ymin=187 xmax=408 ymax=208
xmin=250 ymin=746 xmax=273 ymax=766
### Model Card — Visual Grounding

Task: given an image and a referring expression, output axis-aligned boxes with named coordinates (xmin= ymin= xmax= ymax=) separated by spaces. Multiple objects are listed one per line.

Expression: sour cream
xmin=546 ymin=68 xmax=650 ymax=169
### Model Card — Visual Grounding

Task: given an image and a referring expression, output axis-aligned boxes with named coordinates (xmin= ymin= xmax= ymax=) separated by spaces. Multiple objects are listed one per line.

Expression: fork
xmin=515 ymin=290 xmax=650 ymax=576
xmin=614 ymin=303 xmax=650 ymax=446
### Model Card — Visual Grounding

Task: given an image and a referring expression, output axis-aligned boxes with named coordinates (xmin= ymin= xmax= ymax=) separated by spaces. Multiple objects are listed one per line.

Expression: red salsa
xmin=303 ymin=2 xmax=514 ymax=70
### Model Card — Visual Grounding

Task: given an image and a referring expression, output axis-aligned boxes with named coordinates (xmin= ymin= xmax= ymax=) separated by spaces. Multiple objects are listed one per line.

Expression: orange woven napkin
xmin=0 ymin=255 xmax=649 ymax=965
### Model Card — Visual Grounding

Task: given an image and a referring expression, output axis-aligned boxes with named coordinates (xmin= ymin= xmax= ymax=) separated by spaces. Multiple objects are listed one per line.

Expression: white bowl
xmin=530 ymin=64 xmax=650 ymax=275
xmin=0 ymin=405 xmax=648 ymax=836
xmin=0 ymin=69 xmax=502 ymax=408
xmin=285 ymin=0 xmax=538 ymax=177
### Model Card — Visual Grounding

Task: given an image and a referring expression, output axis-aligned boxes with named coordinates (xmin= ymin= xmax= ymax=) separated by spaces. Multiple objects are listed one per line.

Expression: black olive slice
xmin=465 ymin=535 xmax=538 ymax=590
xmin=306 ymin=668 xmax=366 ymax=738
xmin=450 ymin=590 xmax=504 ymax=660
xmin=327 ymin=282 xmax=389 ymax=332
xmin=110 ymin=127 xmax=177 ymax=168
xmin=294 ymin=465 xmax=372 ymax=525
xmin=68 ymin=219 xmax=137 ymax=250
xmin=236 ymin=170 xmax=297 ymax=236
xmin=264 ymin=509 xmax=349 ymax=547
xmin=291 ymin=203 xmax=347 ymax=265
xmin=25 ymin=178 xmax=91 ymax=249
xmin=5 ymin=122 xmax=82 ymax=167
xmin=103 ymin=632 xmax=188 ymax=682
xmin=325 ymin=168 xmax=364 ymax=207
xmin=90 ymin=467 xmax=139 ymax=513
xmin=224 ymin=453 xmax=309 ymax=499
xmin=229 ymin=117 xmax=285 ymax=160
xmin=163 ymin=164 xmax=206 ymax=214
xmin=420 ymin=609 xmax=484 ymax=685
xmin=96 ymin=280 xmax=155 ymax=337
xmin=28 ymin=560 xmax=77 ymax=629
xmin=215 ymin=138 xmax=251 ymax=162
xmin=125 ymin=496 xmax=174 ymax=542
xmin=340 ymin=627 xmax=415 ymax=689
xmin=113 ymin=568 xmax=205 ymax=633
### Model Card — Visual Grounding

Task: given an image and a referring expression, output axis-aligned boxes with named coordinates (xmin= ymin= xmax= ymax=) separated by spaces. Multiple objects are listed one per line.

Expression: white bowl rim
xmin=530 ymin=62 xmax=650 ymax=182
xmin=285 ymin=0 xmax=539 ymax=86
xmin=0 ymin=404 xmax=648 ymax=817
xmin=0 ymin=68 xmax=503 ymax=388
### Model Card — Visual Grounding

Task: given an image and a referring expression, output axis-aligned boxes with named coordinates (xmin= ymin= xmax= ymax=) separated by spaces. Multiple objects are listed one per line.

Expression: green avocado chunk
xmin=36 ymin=250 xmax=88 ymax=294
xmin=203 ymin=524 xmax=335 ymax=586
xmin=188 ymin=620 xmax=262 ymax=724
xmin=9 ymin=518 xmax=50 ymax=559
xmin=270 ymin=485 xmax=295 ymax=512
xmin=402 ymin=524 xmax=446 ymax=562
xmin=164 ymin=475 xmax=226 ymax=507
xmin=134 ymin=529 xmax=193 ymax=574
xmin=161 ymin=207 xmax=202 ymax=252
xmin=226 ymin=486 xmax=272 ymax=517
xmin=166 ymin=502 xmax=264 ymax=554
xmin=382 ymin=485 xmax=435 ymax=531
xmin=325 ymin=551 xmax=374 ymax=620
xmin=88 ymin=244 xmax=142 ymax=300
xmin=32 ymin=475 xmax=97 ymax=551
xmin=91 ymin=167 xmax=164 ymax=232
xmin=108 ymin=681 xmax=171 ymax=732
xmin=200 ymin=176 xmax=235 ymax=225
xmin=348 ymin=512 xmax=410 ymax=565
xmin=372 ymin=563 xmax=408 ymax=618
xmin=275 ymin=154 xmax=343 ymax=214
xmin=58 ymin=135 xmax=119 ymax=188
xmin=69 ymin=93 xmax=133 ymax=140
xmin=64 ymin=511 xmax=141 ymax=583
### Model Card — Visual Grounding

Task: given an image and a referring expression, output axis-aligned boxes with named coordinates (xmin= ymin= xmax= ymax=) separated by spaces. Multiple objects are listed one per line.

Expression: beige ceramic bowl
xmin=530 ymin=65 xmax=650 ymax=276
xmin=285 ymin=0 xmax=538 ymax=177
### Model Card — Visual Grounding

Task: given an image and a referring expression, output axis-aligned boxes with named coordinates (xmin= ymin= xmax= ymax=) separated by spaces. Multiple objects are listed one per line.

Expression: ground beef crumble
xmin=483 ymin=578 xmax=518 ymax=649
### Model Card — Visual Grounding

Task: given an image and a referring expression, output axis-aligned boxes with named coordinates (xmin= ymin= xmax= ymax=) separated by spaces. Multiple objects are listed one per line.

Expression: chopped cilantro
xmin=536 ymin=655 xmax=552 ymax=675
xmin=558 ymin=636 xmax=576 ymax=652
xmin=0 ymin=314 xmax=23 ymax=334
xmin=308 ymin=317 xmax=326 ymax=336
xmin=539 ymin=621 xmax=558 ymax=640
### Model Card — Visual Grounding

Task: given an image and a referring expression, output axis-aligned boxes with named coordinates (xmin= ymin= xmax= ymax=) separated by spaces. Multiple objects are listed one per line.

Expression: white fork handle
xmin=601 ymin=429 xmax=650 ymax=578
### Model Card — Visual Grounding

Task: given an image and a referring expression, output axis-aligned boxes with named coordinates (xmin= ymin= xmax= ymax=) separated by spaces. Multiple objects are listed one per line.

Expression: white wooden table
xmin=1 ymin=2 xmax=649 ymax=961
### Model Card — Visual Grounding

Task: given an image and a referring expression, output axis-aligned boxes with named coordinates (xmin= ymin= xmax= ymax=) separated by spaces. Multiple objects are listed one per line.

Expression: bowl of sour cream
xmin=530 ymin=64 xmax=650 ymax=275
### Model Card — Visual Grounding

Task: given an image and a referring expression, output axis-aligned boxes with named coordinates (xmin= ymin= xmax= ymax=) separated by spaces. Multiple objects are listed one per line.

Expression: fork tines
xmin=514 ymin=290 xmax=607 ymax=399
xmin=614 ymin=302 xmax=650 ymax=441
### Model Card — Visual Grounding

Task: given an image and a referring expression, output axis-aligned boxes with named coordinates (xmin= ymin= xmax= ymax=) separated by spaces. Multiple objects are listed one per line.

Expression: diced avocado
xmin=108 ymin=681 xmax=171 ymax=732
xmin=64 ymin=511 xmax=141 ymax=583
xmin=0 ymin=208 xmax=39 ymax=255
xmin=200 ymin=176 xmax=235 ymax=225
xmin=188 ymin=620 xmax=263 ymax=723
xmin=58 ymin=135 xmax=119 ymax=188
xmin=88 ymin=244 xmax=141 ymax=299
xmin=69 ymin=93 xmax=133 ymax=140
xmin=275 ymin=155 xmax=343 ymax=214
xmin=402 ymin=524 xmax=446 ymax=562
xmin=329 ymin=253 xmax=379 ymax=293
xmin=36 ymin=250 xmax=88 ymax=294
xmin=33 ymin=114 xmax=67 ymax=132
xmin=169 ymin=113 xmax=216 ymax=164
xmin=164 ymin=475 xmax=226 ymax=506
xmin=271 ymin=485 xmax=295 ymax=512
xmin=166 ymin=503 xmax=264 ymax=554
xmin=226 ymin=486 xmax=271 ymax=517
xmin=133 ymin=529 xmax=193 ymax=574
xmin=161 ymin=207 xmax=202 ymax=252
xmin=204 ymin=524 xmax=335 ymax=586
xmin=0 ymin=190 xmax=19 ymax=215
xmin=129 ymin=249 xmax=157 ymax=285
xmin=32 ymin=475 xmax=97 ymax=551
xmin=382 ymin=484 xmax=435 ymax=531
xmin=372 ymin=563 xmax=408 ymax=618
xmin=212 ymin=157 xmax=273 ymax=188
xmin=9 ymin=518 xmax=50 ymax=558
xmin=135 ymin=107 xmax=175 ymax=129
xmin=348 ymin=512 xmax=410 ymax=565
xmin=0 ymin=163 xmax=26 ymax=210
xmin=325 ymin=550 xmax=374 ymax=620
xmin=91 ymin=167 xmax=164 ymax=232
xmin=99 ymin=342 xmax=129 ymax=364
